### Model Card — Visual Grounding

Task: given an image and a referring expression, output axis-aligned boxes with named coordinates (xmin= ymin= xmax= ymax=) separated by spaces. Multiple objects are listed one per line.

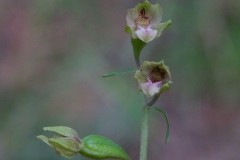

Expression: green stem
xmin=140 ymin=107 xmax=149 ymax=160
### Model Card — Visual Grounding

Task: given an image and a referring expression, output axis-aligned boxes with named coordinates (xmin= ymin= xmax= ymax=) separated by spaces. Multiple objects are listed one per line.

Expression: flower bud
xmin=126 ymin=1 xmax=171 ymax=43
xmin=37 ymin=126 xmax=81 ymax=159
xmin=135 ymin=61 xmax=171 ymax=97
xmin=38 ymin=127 xmax=130 ymax=160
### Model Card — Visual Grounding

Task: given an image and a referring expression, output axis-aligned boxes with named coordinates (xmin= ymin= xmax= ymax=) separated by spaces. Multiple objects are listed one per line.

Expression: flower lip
xmin=135 ymin=25 xmax=158 ymax=43
xmin=140 ymin=78 xmax=162 ymax=97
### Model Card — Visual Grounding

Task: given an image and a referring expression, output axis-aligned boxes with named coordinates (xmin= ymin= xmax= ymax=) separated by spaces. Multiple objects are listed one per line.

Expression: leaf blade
xmin=102 ymin=69 xmax=135 ymax=78
xmin=154 ymin=107 xmax=170 ymax=144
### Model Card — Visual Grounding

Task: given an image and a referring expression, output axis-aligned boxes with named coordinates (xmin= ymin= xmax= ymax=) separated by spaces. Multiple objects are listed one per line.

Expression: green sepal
xmin=43 ymin=126 xmax=79 ymax=138
xmin=37 ymin=135 xmax=81 ymax=159
xmin=37 ymin=135 xmax=52 ymax=146
xmin=131 ymin=38 xmax=146 ymax=67
xmin=124 ymin=25 xmax=132 ymax=34
xmin=158 ymin=81 xmax=172 ymax=95
xmin=156 ymin=20 xmax=172 ymax=37
xmin=37 ymin=126 xmax=81 ymax=159
xmin=153 ymin=107 xmax=170 ymax=144
xmin=102 ymin=69 xmax=135 ymax=78
xmin=79 ymin=135 xmax=130 ymax=160
xmin=48 ymin=137 xmax=81 ymax=153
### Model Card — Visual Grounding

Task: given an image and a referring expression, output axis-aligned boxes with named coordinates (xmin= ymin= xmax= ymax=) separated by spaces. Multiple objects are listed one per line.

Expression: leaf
xmin=131 ymin=38 xmax=146 ymax=67
xmin=102 ymin=69 xmax=136 ymax=78
xmin=154 ymin=108 xmax=170 ymax=144
xmin=79 ymin=135 xmax=131 ymax=160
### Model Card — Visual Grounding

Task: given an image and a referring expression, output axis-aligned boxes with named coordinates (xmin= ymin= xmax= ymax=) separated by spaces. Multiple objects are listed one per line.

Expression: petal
xmin=126 ymin=9 xmax=138 ymax=38
xmin=140 ymin=81 xmax=152 ymax=97
xmin=140 ymin=81 xmax=162 ymax=97
xmin=141 ymin=60 xmax=171 ymax=79
xmin=149 ymin=4 xmax=162 ymax=27
xmin=135 ymin=26 xmax=158 ymax=43
xmin=148 ymin=81 xmax=162 ymax=96
xmin=135 ymin=69 xmax=147 ymax=84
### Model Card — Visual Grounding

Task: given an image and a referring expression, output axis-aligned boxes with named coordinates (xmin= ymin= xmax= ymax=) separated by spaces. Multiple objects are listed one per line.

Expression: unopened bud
xmin=37 ymin=126 xmax=81 ymax=159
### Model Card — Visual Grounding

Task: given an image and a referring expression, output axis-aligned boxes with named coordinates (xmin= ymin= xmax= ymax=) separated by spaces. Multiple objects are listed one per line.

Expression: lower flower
xmin=135 ymin=61 xmax=171 ymax=97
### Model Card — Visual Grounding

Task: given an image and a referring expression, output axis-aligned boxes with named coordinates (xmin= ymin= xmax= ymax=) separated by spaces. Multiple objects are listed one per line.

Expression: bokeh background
xmin=0 ymin=0 xmax=240 ymax=160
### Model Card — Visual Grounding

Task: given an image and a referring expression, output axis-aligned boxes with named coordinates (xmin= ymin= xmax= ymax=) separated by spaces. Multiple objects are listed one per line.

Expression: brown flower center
xmin=149 ymin=67 xmax=167 ymax=83
xmin=136 ymin=8 xmax=150 ymax=27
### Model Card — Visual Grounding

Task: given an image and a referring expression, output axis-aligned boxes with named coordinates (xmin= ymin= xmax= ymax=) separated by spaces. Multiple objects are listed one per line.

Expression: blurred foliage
xmin=0 ymin=0 xmax=240 ymax=160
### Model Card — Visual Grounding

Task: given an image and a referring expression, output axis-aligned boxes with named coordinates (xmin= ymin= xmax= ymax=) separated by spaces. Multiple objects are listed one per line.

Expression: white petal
xmin=135 ymin=25 xmax=158 ymax=43
xmin=140 ymin=81 xmax=152 ymax=97
xmin=126 ymin=9 xmax=138 ymax=38
xmin=149 ymin=4 xmax=162 ymax=26
xmin=148 ymin=81 xmax=162 ymax=97
xmin=140 ymin=81 xmax=162 ymax=97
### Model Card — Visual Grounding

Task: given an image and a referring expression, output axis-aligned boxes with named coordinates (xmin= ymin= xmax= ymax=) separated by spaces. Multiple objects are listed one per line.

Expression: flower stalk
xmin=140 ymin=107 xmax=149 ymax=160
xmin=127 ymin=1 xmax=172 ymax=160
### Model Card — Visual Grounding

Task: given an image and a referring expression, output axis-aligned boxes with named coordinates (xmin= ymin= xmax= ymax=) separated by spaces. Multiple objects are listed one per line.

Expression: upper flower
xmin=135 ymin=61 xmax=171 ymax=97
xmin=126 ymin=1 xmax=171 ymax=43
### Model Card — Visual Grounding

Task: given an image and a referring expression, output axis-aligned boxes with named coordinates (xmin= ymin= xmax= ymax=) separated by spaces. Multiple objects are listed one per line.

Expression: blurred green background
xmin=0 ymin=0 xmax=240 ymax=160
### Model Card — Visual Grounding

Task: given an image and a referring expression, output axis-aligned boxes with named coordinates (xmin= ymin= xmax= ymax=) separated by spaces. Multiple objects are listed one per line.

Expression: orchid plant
xmin=37 ymin=1 xmax=172 ymax=160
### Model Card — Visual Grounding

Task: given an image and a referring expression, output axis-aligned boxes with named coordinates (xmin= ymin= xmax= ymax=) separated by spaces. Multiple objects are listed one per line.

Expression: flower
xmin=126 ymin=1 xmax=171 ymax=43
xmin=135 ymin=61 xmax=171 ymax=97
xmin=37 ymin=126 xmax=81 ymax=158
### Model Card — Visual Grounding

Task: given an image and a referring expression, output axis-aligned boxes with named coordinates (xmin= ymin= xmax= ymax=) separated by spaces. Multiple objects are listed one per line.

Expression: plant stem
xmin=140 ymin=107 xmax=149 ymax=160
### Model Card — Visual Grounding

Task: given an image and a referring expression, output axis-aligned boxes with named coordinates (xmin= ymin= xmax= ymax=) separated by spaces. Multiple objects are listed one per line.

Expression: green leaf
xmin=102 ymin=69 xmax=136 ymax=78
xmin=79 ymin=135 xmax=131 ymax=160
xmin=131 ymin=38 xmax=146 ymax=67
xmin=154 ymin=108 xmax=170 ymax=144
